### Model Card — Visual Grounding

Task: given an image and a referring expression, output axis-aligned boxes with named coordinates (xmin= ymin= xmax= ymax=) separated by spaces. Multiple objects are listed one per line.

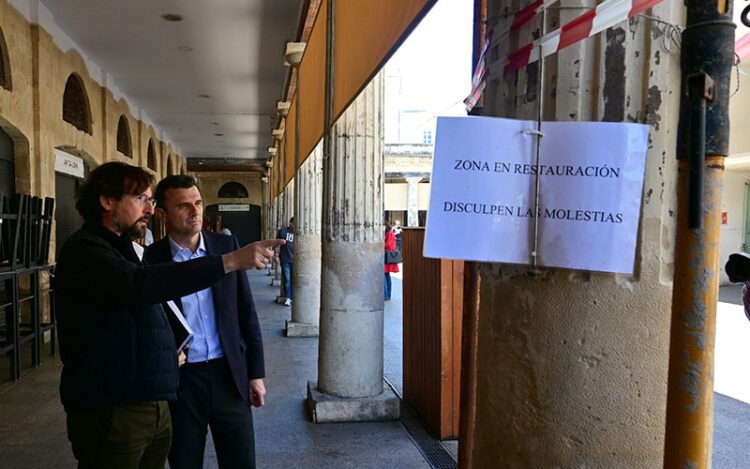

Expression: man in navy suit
xmin=145 ymin=175 xmax=265 ymax=469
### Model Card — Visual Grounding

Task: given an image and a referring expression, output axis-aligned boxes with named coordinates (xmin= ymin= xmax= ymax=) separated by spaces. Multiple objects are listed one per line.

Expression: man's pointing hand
xmin=222 ymin=239 xmax=286 ymax=273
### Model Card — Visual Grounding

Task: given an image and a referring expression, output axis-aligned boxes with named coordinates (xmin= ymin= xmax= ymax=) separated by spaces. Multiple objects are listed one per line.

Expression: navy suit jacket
xmin=145 ymin=231 xmax=265 ymax=400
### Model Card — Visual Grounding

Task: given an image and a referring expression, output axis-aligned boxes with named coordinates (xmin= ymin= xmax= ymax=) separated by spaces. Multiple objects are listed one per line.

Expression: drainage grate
xmin=385 ymin=377 xmax=458 ymax=469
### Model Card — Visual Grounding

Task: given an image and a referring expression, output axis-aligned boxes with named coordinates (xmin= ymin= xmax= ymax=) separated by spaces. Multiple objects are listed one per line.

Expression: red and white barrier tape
xmin=505 ymin=0 xmax=664 ymax=73
xmin=464 ymin=28 xmax=493 ymax=111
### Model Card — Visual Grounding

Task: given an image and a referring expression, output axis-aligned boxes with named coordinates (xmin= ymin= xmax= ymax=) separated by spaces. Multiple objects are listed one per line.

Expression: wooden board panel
xmin=297 ymin=0 xmax=326 ymax=167
xmin=403 ymin=228 xmax=462 ymax=439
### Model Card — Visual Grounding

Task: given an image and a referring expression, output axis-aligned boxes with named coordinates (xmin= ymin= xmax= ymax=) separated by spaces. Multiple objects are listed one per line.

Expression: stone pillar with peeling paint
xmin=286 ymin=145 xmax=323 ymax=337
xmin=464 ymin=2 xmax=682 ymax=467
xmin=405 ymin=176 xmax=421 ymax=227
xmin=307 ymin=73 xmax=399 ymax=422
xmin=261 ymin=176 xmax=269 ymax=240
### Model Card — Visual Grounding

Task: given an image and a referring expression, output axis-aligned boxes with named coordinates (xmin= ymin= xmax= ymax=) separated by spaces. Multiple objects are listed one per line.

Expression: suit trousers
xmin=66 ymin=401 xmax=172 ymax=469
xmin=169 ymin=357 xmax=256 ymax=469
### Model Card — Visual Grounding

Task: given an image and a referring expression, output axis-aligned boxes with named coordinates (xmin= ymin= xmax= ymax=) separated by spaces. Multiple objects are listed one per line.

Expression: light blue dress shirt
xmin=169 ymin=234 xmax=224 ymax=363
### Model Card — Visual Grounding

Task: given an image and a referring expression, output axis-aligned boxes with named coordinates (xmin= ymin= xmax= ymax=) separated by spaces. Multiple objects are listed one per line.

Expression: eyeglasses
xmin=133 ymin=194 xmax=157 ymax=208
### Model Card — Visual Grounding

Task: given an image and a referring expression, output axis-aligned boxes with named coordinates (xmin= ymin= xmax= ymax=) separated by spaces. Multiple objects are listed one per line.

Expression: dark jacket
xmin=55 ymin=221 xmax=226 ymax=410
xmin=145 ymin=231 xmax=265 ymax=400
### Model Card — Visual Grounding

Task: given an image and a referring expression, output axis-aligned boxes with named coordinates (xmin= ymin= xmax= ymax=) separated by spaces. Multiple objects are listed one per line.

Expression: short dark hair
xmin=154 ymin=175 xmax=199 ymax=208
xmin=75 ymin=162 xmax=155 ymax=222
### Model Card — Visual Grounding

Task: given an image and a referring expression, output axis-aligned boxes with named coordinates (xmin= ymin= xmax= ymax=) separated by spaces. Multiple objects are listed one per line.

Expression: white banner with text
xmin=424 ymin=116 xmax=649 ymax=274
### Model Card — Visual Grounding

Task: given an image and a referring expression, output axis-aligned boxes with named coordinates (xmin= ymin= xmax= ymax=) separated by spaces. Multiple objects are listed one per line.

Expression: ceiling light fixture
xmin=214 ymin=133 xmax=224 ymax=137
xmin=177 ymin=46 xmax=193 ymax=52
xmin=198 ymin=94 xmax=210 ymax=99
xmin=161 ymin=13 xmax=183 ymax=22
xmin=284 ymin=42 xmax=306 ymax=67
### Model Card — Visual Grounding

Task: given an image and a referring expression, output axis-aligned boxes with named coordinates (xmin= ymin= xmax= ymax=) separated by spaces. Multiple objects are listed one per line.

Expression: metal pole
xmin=459 ymin=1 xmax=486 ymax=467
xmin=664 ymin=1 xmax=734 ymax=467
xmin=530 ymin=4 xmax=547 ymax=268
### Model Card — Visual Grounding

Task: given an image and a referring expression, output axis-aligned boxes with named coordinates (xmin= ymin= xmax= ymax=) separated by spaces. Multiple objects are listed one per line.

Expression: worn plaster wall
xmin=471 ymin=1 xmax=683 ymax=467
xmin=0 ymin=0 xmax=34 ymax=194
xmin=0 ymin=0 xmax=193 ymax=271
xmin=0 ymin=0 xmax=184 ymax=201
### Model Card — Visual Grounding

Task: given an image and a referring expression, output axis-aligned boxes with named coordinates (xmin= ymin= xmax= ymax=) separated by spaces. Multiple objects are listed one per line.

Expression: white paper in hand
xmin=165 ymin=300 xmax=193 ymax=352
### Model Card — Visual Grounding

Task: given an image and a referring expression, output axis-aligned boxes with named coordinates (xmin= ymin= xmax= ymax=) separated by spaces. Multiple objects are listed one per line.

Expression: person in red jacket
xmin=384 ymin=223 xmax=399 ymax=301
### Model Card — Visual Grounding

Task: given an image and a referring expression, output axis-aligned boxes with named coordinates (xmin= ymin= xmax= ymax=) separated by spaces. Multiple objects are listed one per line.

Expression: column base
xmin=284 ymin=321 xmax=319 ymax=337
xmin=306 ymin=381 xmax=400 ymax=423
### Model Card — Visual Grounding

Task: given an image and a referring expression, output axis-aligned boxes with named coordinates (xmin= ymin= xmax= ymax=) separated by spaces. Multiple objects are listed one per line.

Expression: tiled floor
xmin=0 ymin=268 xmax=437 ymax=468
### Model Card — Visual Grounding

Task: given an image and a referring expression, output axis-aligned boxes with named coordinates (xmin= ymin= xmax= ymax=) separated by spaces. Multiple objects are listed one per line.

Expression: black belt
xmin=184 ymin=356 xmax=226 ymax=368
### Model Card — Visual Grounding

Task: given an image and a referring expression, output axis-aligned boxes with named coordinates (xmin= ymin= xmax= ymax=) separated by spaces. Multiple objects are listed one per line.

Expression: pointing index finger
xmin=259 ymin=239 xmax=286 ymax=247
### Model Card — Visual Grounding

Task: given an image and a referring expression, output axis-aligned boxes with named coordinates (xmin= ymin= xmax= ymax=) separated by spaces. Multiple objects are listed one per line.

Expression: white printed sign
xmin=54 ymin=149 xmax=85 ymax=179
xmin=424 ymin=116 xmax=649 ymax=274
xmin=218 ymin=204 xmax=250 ymax=212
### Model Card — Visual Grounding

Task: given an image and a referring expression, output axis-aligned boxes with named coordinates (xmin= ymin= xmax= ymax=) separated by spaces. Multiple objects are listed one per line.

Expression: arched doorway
xmin=54 ymin=147 xmax=91 ymax=258
xmin=218 ymin=181 xmax=249 ymax=198
xmin=205 ymin=204 xmax=262 ymax=246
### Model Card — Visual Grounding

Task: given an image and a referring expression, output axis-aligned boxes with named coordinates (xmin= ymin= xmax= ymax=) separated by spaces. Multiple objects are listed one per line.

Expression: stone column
xmin=464 ymin=1 xmax=681 ymax=467
xmin=286 ymin=145 xmax=323 ymax=337
xmin=261 ymin=176 xmax=269 ymax=240
xmin=271 ymin=195 xmax=281 ymax=285
xmin=405 ymin=176 xmax=422 ymax=227
xmin=307 ymin=72 xmax=399 ymax=422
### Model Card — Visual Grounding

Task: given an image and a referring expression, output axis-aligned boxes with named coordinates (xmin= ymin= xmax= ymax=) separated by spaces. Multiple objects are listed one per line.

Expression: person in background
xmin=384 ymin=223 xmax=399 ymax=301
xmin=276 ymin=217 xmax=295 ymax=306
xmin=392 ymin=220 xmax=403 ymax=253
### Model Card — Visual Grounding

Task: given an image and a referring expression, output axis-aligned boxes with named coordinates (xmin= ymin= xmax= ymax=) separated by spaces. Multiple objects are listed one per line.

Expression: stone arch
xmin=116 ymin=115 xmax=132 ymax=158
xmin=147 ymin=139 xmax=157 ymax=170
xmin=0 ymin=25 xmax=12 ymax=91
xmin=218 ymin=182 xmax=249 ymax=198
xmin=62 ymin=73 xmax=92 ymax=134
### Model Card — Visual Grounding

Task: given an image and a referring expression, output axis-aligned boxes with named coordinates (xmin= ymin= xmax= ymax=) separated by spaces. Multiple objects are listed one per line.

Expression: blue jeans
xmin=281 ymin=262 xmax=293 ymax=299
xmin=384 ymin=273 xmax=392 ymax=301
